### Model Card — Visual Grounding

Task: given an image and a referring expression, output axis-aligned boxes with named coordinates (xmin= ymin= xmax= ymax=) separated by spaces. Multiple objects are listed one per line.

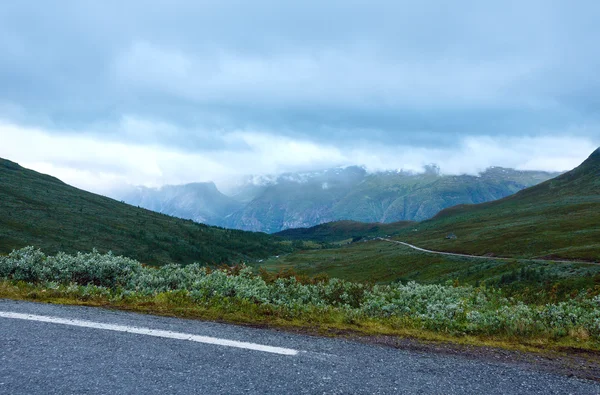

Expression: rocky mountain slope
xmin=117 ymin=166 xmax=559 ymax=233
xmin=119 ymin=183 xmax=243 ymax=225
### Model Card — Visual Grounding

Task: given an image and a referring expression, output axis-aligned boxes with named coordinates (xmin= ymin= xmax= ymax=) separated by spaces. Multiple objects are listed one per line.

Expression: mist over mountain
xmin=400 ymin=147 xmax=600 ymax=261
xmin=118 ymin=182 xmax=244 ymax=225
xmin=115 ymin=166 xmax=560 ymax=233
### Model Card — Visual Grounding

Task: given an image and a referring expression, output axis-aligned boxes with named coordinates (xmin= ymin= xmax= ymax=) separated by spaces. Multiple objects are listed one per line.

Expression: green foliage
xmin=254 ymin=240 xmax=600 ymax=302
xmin=0 ymin=246 xmax=140 ymax=287
xmin=226 ymin=166 xmax=558 ymax=232
xmin=398 ymin=148 xmax=600 ymax=261
xmin=0 ymin=158 xmax=291 ymax=265
xmin=276 ymin=220 xmax=414 ymax=243
xmin=3 ymin=247 xmax=600 ymax=341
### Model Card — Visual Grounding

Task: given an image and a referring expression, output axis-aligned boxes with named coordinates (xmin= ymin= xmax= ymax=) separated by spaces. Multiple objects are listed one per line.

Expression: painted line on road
xmin=0 ymin=311 xmax=299 ymax=356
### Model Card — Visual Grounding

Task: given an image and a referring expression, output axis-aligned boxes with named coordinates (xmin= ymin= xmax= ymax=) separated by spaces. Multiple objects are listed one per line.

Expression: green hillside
xmin=0 ymin=158 xmax=291 ymax=265
xmin=224 ymin=166 xmax=558 ymax=232
xmin=275 ymin=220 xmax=414 ymax=243
xmin=266 ymin=148 xmax=600 ymax=293
xmin=399 ymin=148 xmax=600 ymax=261
xmin=256 ymin=239 xmax=600 ymax=300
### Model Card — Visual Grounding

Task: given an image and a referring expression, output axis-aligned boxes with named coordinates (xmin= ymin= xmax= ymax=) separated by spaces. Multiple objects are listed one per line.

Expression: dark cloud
xmin=0 ymin=0 xmax=599 ymax=155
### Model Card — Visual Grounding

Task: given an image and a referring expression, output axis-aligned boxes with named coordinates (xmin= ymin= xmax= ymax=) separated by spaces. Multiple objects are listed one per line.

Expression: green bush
xmin=2 ymin=247 xmax=600 ymax=339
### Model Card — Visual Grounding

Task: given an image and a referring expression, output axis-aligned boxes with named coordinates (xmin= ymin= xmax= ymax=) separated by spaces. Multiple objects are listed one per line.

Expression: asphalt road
xmin=1 ymin=300 xmax=598 ymax=394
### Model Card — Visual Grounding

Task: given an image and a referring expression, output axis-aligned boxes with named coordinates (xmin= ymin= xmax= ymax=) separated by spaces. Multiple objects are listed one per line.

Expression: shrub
xmin=2 ymin=247 xmax=600 ymax=340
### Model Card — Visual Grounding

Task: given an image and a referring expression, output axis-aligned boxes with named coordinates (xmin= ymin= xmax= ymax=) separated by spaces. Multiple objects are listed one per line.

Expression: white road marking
xmin=0 ymin=311 xmax=299 ymax=356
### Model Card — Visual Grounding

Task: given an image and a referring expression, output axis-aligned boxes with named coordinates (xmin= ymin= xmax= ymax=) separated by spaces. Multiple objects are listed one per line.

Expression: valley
xmin=261 ymin=149 xmax=600 ymax=301
xmin=3 ymin=3 xmax=599 ymax=391
xmin=1 ymin=148 xmax=599 ymax=361
xmin=117 ymin=166 xmax=559 ymax=233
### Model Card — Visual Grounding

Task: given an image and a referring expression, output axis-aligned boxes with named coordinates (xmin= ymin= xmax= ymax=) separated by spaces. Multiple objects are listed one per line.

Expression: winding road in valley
xmin=378 ymin=238 xmax=600 ymax=265
xmin=1 ymin=300 xmax=599 ymax=394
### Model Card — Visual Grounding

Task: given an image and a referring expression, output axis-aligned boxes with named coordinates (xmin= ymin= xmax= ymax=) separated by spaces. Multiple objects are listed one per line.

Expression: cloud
xmin=112 ymin=39 xmax=549 ymax=113
xmin=1 ymin=119 xmax=596 ymax=195
xmin=0 ymin=1 xmax=599 ymax=190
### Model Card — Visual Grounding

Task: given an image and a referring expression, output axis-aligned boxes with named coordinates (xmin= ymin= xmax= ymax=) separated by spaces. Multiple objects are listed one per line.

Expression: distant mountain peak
xmin=115 ymin=162 xmax=561 ymax=232
xmin=177 ymin=181 xmax=219 ymax=192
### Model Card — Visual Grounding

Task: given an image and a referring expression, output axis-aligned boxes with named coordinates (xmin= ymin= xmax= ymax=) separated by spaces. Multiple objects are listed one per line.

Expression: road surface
xmin=379 ymin=238 xmax=599 ymax=265
xmin=1 ymin=300 xmax=598 ymax=394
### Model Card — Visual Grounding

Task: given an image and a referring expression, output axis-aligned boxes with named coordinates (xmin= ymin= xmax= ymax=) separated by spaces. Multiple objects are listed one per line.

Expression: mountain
xmin=118 ymin=166 xmax=559 ymax=233
xmin=400 ymin=148 xmax=600 ymax=261
xmin=0 ymin=158 xmax=290 ymax=265
xmin=223 ymin=167 xmax=368 ymax=232
xmin=119 ymin=183 xmax=243 ymax=226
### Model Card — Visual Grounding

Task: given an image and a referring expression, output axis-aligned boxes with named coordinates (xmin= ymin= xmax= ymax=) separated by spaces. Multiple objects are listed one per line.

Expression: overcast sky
xmin=1 ymin=0 xmax=599 ymax=193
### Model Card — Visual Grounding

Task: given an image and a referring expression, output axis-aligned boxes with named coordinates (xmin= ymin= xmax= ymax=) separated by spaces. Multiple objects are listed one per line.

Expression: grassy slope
xmin=333 ymin=167 xmax=559 ymax=223
xmin=267 ymin=149 xmax=600 ymax=294
xmin=397 ymin=148 xmax=600 ymax=261
xmin=227 ymin=167 xmax=558 ymax=232
xmin=0 ymin=158 xmax=290 ymax=265
xmin=256 ymin=239 xmax=600 ymax=300
xmin=274 ymin=220 xmax=414 ymax=243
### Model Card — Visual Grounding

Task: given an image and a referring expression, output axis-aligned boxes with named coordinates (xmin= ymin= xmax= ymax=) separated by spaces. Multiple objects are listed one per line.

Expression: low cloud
xmin=0 ymin=1 xmax=599 ymax=179
xmin=1 ymin=118 xmax=596 ymax=195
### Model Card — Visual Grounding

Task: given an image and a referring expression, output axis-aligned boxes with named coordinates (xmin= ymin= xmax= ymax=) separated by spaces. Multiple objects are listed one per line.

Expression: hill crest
xmin=0 ymin=158 xmax=289 ymax=265
xmin=402 ymin=147 xmax=600 ymax=261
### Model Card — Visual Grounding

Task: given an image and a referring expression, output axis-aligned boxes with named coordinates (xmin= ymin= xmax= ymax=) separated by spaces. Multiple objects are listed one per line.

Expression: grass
xmin=255 ymin=240 xmax=600 ymax=302
xmin=0 ymin=158 xmax=291 ymax=265
xmin=2 ymin=245 xmax=600 ymax=363
xmin=396 ymin=149 xmax=600 ymax=262
xmin=274 ymin=220 xmax=414 ymax=243
xmin=3 ymin=247 xmax=600 ymax=348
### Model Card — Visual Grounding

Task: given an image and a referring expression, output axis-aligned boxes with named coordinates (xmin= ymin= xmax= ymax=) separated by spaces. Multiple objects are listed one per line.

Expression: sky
xmin=1 ymin=0 xmax=599 ymax=194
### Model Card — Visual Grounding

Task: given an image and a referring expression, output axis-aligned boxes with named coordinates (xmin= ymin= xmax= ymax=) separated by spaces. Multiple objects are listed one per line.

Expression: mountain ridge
xmin=399 ymin=147 xmax=600 ymax=261
xmin=117 ymin=165 xmax=560 ymax=233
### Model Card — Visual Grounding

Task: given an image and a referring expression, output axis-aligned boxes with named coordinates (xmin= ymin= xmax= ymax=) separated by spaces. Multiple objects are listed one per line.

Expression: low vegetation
xmin=398 ymin=148 xmax=600 ymax=261
xmin=275 ymin=220 xmax=414 ymax=243
xmin=0 ymin=158 xmax=291 ymax=265
xmin=224 ymin=165 xmax=558 ymax=233
xmin=2 ymin=247 xmax=600 ymax=351
xmin=256 ymin=240 xmax=600 ymax=302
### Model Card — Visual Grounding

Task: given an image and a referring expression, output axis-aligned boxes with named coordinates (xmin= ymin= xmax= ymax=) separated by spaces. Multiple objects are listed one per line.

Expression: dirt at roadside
xmin=236 ymin=317 xmax=600 ymax=382
xmin=352 ymin=334 xmax=600 ymax=382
